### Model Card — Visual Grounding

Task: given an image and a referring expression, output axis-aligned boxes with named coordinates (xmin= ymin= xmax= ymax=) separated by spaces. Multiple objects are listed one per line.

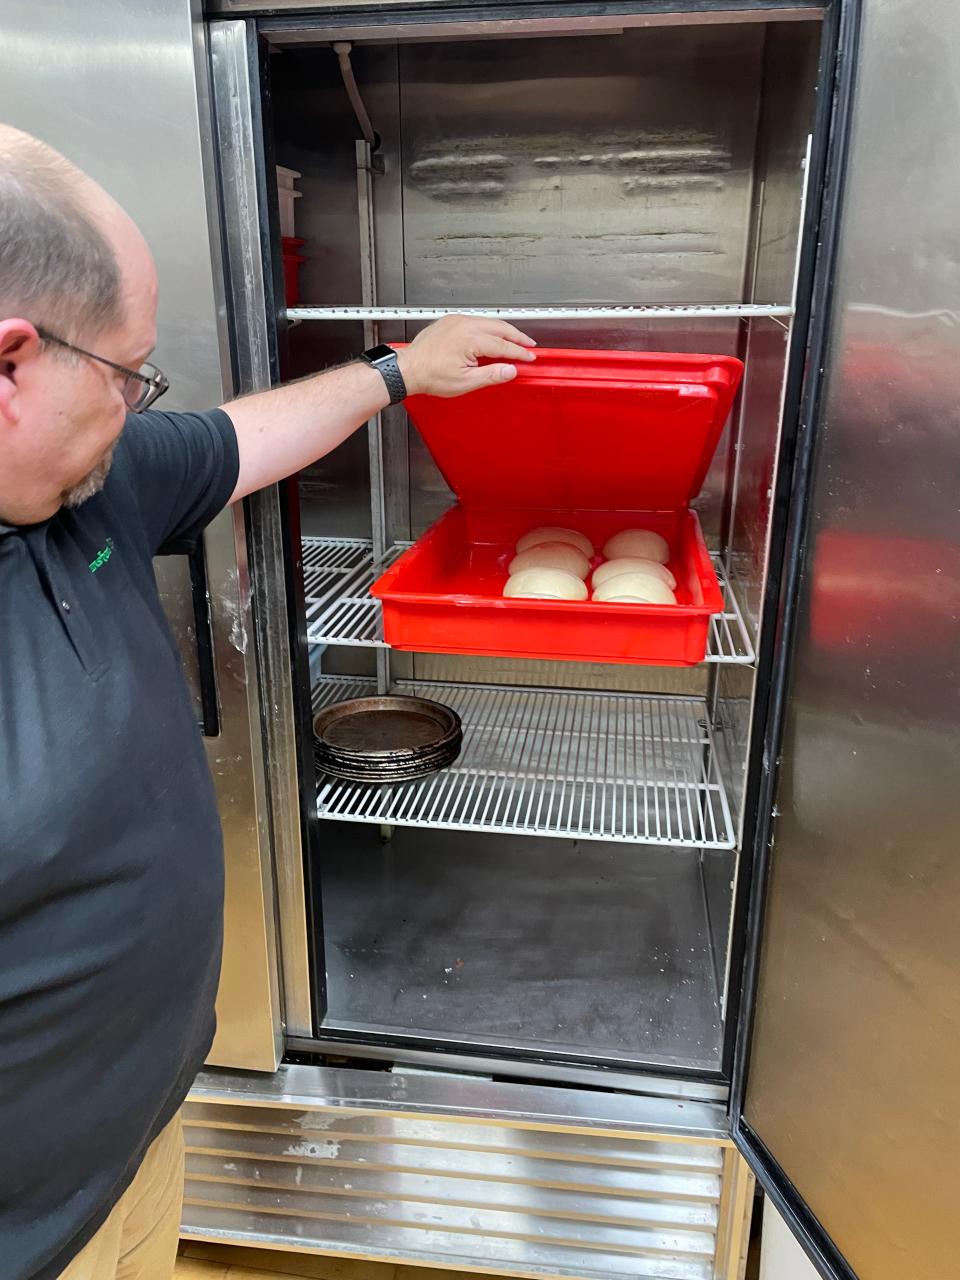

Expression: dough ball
xmin=592 ymin=557 xmax=677 ymax=591
xmin=516 ymin=526 xmax=594 ymax=559
xmin=504 ymin=567 xmax=589 ymax=601
xmin=593 ymin=572 xmax=676 ymax=605
xmin=509 ymin=542 xmax=590 ymax=580
xmin=602 ymin=529 xmax=670 ymax=564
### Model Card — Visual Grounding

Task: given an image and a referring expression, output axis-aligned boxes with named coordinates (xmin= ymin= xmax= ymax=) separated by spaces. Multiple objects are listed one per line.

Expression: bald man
xmin=0 ymin=125 xmax=536 ymax=1280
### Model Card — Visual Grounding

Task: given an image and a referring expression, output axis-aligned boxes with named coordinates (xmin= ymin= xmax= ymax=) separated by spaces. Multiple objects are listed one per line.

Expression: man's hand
xmin=396 ymin=315 xmax=537 ymax=398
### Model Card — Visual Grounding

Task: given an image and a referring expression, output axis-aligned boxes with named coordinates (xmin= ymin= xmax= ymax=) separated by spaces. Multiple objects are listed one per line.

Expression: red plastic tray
xmin=372 ymin=348 xmax=743 ymax=667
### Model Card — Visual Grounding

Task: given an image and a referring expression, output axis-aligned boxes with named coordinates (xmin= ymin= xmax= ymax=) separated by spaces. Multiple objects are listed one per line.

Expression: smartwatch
xmin=361 ymin=343 xmax=407 ymax=405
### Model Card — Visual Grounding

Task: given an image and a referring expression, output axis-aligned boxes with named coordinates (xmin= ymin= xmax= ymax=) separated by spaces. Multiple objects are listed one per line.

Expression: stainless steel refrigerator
xmin=3 ymin=2 xmax=957 ymax=1278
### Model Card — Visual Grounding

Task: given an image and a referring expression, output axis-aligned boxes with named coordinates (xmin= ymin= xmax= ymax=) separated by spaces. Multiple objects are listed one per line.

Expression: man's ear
xmin=0 ymin=319 xmax=42 ymax=426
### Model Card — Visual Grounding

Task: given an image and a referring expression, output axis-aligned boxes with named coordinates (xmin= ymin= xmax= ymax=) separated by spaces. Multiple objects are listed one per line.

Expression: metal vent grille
xmin=302 ymin=537 xmax=755 ymax=663
xmin=312 ymin=677 xmax=734 ymax=848
xmin=181 ymin=1083 xmax=740 ymax=1280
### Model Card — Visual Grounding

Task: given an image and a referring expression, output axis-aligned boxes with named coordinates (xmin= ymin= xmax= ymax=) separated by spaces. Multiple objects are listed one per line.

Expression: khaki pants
xmin=57 ymin=1114 xmax=184 ymax=1280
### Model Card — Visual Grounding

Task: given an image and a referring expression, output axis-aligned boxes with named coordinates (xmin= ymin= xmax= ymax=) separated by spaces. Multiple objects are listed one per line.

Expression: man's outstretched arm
xmin=226 ymin=315 xmax=535 ymax=502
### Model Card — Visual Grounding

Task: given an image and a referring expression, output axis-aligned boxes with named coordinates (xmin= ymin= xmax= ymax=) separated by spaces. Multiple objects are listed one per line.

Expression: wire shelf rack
xmin=312 ymin=676 xmax=735 ymax=849
xmin=288 ymin=303 xmax=793 ymax=323
xmin=303 ymin=537 xmax=755 ymax=663
xmin=303 ymin=538 xmax=409 ymax=648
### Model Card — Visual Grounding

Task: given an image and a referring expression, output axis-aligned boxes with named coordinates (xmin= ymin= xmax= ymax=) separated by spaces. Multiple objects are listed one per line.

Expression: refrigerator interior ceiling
xmin=257 ymin=8 xmax=826 ymax=48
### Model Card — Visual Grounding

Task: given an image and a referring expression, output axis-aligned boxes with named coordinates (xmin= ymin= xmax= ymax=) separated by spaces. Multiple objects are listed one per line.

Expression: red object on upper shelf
xmin=372 ymin=347 xmax=744 ymax=666
xmin=281 ymin=235 xmax=306 ymax=305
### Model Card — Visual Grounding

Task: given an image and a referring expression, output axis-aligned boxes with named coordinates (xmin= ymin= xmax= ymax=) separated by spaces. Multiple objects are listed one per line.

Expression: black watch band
xmin=361 ymin=344 xmax=408 ymax=405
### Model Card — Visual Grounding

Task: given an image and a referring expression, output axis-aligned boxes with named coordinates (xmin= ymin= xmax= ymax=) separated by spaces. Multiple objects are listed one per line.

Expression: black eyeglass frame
xmin=35 ymin=325 xmax=169 ymax=412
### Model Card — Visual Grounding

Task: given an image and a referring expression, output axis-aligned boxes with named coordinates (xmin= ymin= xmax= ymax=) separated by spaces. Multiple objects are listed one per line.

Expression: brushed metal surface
xmin=284 ymin=1038 xmax=728 ymax=1098
xmin=190 ymin=1061 xmax=728 ymax=1134
xmin=397 ymin=28 xmax=763 ymax=308
xmin=742 ymin=3 xmax=960 ymax=1278
xmin=153 ymin=555 xmax=207 ymax=724
xmin=390 ymin=26 xmax=760 ymax=555
xmin=318 ymin=827 xmax=726 ymax=1072
xmin=181 ymin=1065 xmax=752 ymax=1278
xmin=263 ymin=12 xmax=823 ymax=44
xmin=0 ymin=2 xmax=282 ymax=1071
xmin=214 ymin=0 xmax=823 ymax=19
xmin=210 ymin=17 xmax=312 ymax=1043
xmin=713 ymin=23 xmax=819 ymax=871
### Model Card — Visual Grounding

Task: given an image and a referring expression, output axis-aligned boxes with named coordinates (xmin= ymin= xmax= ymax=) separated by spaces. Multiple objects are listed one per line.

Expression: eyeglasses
xmin=35 ymin=326 xmax=169 ymax=412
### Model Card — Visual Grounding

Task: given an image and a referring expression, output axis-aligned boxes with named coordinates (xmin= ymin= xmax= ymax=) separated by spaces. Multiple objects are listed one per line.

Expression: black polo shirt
xmin=0 ymin=407 xmax=239 ymax=1280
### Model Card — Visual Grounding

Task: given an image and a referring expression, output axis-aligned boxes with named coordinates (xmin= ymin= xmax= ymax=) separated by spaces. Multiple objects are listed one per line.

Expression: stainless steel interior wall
xmin=274 ymin=29 xmax=771 ymax=542
xmin=391 ymin=27 xmax=764 ymax=543
xmin=730 ymin=22 xmax=820 ymax=629
xmin=712 ymin=21 xmax=819 ymax=872
xmin=395 ymin=29 xmax=764 ymax=306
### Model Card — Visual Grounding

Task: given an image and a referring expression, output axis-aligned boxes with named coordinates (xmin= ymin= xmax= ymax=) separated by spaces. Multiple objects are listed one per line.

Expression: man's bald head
xmin=0 ymin=126 xmax=160 ymax=524
xmin=0 ymin=124 xmax=123 ymax=340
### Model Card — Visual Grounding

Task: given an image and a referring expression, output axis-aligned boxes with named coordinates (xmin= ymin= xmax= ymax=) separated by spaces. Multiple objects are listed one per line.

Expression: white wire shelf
xmin=302 ymin=536 xmax=755 ymax=663
xmin=312 ymin=676 xmax=735 ymax=850
xmin=289 ymin=303 xmax=793 ymax=322
xmin=303 ymin=538 xmax=409 ymax=648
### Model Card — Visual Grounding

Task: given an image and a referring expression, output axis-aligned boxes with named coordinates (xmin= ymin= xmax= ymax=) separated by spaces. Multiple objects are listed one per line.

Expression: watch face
xmin=364 ymin=344 xmax=396 ymax=364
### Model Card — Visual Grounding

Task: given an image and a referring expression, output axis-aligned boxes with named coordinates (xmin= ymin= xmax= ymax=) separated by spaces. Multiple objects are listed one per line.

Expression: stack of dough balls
xmin=592 ymin=529 xmax=677 ymax=604
xmin=503 ymin=528 xmax=591 ymax=600
xmin=502 ymin=526 xmax=678 ymax=607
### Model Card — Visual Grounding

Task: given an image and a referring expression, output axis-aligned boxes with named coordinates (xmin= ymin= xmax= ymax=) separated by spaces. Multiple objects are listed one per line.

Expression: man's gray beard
xmin=62 ymin=446 xmax=115 ymax=509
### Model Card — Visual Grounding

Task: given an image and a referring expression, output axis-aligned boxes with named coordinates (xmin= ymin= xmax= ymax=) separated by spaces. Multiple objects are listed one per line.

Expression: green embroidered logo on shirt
xmin=89 ymin=537 xmax=115 ymax=573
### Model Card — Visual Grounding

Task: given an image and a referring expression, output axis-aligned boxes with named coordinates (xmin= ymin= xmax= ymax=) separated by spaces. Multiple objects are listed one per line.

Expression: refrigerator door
xmin=0 ymin=0 xmax=283 ymax=1071
xmin=734 ymin=2 xmax=960 ymax=1278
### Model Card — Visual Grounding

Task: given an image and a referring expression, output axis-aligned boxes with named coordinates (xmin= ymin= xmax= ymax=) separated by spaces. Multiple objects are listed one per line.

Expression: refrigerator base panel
xmin=183 ymin=1065 xmax=753 ymax=1280
xmin=318 ymin=826 xmax=725 ymax=1073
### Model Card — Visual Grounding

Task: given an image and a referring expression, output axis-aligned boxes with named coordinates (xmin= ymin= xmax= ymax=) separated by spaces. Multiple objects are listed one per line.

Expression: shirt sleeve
xmin=117 ymin=407 xmax=240 ymax=556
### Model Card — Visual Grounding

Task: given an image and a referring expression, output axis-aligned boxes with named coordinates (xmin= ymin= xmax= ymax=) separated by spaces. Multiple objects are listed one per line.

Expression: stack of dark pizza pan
xmin=313 ymin=694 xmax=462 ymax=784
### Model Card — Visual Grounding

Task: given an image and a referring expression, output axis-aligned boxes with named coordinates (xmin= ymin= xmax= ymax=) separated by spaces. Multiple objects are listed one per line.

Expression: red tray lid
xmin=401 ymin=347 xmax=743 ymax=513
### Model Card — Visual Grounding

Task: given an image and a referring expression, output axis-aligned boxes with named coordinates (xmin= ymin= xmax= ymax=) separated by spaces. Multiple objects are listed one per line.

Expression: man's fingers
xmin=488 ymin=320 xmax=537 ymax=347
xmin=464 ymin=317 xmax=537 ymax=348
xmin=474 ymin=336 xmax=537 ymax=363
xmin=450 ymin=313 xmax=535 ymax=348
xmin=461 ymin=362 xmax=518 ymax=391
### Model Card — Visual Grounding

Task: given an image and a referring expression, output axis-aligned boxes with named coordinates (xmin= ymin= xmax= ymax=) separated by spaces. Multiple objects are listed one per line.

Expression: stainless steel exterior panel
xmin=182 ymin=1066 xmax=753 ymax=1279
xmin=740 ymin=2 xmax=960 ymax=1278
xmin=0 ymin=0 xmax=282 ymax=1071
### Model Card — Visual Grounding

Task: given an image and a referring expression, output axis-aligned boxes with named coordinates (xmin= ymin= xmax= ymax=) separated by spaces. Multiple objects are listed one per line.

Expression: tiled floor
xmin=176 ymin=1243 xmax=485 ymax=1280
xmin=178 ymin=1238 xmax=763 ymax=1279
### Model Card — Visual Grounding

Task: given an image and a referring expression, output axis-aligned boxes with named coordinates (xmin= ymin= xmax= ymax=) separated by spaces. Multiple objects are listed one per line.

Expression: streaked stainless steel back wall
xmin=397 ymin=27 xmax=764 ymax=307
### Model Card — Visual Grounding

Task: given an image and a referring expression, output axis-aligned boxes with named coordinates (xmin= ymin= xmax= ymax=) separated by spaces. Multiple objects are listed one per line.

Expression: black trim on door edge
xmin=726 ymin=1 xmax=864 ymax=1277
xmin=741 ymin=1124 xmax=860 ymax=1280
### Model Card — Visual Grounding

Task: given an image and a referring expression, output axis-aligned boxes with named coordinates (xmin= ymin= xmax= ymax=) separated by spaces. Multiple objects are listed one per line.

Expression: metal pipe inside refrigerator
xmin=355 ymin=138 xmax=390 ymax=694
